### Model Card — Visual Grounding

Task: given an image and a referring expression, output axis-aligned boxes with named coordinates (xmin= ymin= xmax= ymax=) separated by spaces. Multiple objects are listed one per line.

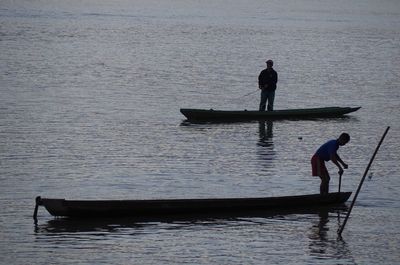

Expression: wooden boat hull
xmin=35 ymin=192 xmax=351 ymax=219
xmin=180 ymin=107 xmax=360 ymax=122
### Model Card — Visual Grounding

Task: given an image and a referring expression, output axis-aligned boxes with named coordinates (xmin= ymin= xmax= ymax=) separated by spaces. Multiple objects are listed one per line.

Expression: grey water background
xmin=1 ymin=0 xmax=399 ymax=264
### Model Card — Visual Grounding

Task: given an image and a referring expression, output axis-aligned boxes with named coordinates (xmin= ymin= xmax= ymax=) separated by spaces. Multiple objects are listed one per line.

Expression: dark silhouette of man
xmin=258 ymin=60 xmax=278 ymax=111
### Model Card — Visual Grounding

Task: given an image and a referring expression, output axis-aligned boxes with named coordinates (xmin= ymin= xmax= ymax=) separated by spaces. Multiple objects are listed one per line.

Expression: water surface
xmin=1 ymin=0 xmax=400 ymax=264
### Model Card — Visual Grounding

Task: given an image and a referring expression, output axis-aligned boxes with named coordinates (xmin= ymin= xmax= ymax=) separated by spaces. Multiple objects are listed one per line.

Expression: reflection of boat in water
xmin=35 ymin=204 xmax=350 ymax=233
xmin=34 ymin=192 xmax=351 ymax=221
xmin=180 ymin=107 xmax=361 ymax=122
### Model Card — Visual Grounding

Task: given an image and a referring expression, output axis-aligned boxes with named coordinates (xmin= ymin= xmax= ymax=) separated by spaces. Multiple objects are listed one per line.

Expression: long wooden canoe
xmin=34 ymin=192 xmax=351 ymax=220
xmin=180 ymin=107 xmax=360 ymax=122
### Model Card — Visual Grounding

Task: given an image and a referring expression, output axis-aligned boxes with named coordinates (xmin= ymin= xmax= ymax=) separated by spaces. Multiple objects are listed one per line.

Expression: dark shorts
xmin=311 ymin=155 xmax=328 ymax=177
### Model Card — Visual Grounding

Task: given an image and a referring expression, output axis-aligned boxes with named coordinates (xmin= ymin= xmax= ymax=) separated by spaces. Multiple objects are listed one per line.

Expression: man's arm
xmin=336 ymin=154 xmax=348 ymax=169
xmin=330 ymin=154 xmax=346 ymax=175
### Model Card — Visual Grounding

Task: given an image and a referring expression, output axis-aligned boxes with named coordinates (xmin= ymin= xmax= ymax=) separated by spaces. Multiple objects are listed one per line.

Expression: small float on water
xmin=34 ymin=192 xmax=351 ymax=220
xmin=180 ymin=106 xmax=360 ymax=122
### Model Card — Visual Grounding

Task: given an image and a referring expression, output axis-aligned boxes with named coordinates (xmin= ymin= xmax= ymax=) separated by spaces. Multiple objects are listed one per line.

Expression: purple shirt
xmin=315 ymin=139 xmax=339 ymax=161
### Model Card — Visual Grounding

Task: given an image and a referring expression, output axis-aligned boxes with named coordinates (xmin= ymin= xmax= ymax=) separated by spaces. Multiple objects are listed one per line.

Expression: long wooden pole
xmin=338 ymin=126 xmax=390 ymax=236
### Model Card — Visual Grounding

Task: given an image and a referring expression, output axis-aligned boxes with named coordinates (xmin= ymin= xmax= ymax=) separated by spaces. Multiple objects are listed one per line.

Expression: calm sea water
xmin=1 ymin=0 xmax=400 ymax=264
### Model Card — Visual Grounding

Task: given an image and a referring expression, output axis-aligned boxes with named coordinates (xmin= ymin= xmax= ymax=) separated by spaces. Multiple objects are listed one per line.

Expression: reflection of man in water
xmin=258 ymin=60 xmax=278 ymax=111
xmin=309 ymin=209 xmax=329 ymax=242
xmin=257 ymin=121 xmax=275 ymax=168
xmin=258 ymin=121 xmax=273 ymax=145
xmin=308 ymin=209 xmax=355 ymax=262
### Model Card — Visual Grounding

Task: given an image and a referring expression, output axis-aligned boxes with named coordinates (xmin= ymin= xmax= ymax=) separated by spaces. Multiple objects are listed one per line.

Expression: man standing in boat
xmin=311 ymin=133 xmax=350 ymax=195
xmin=258 ymin=59 xmax=278 ymax=111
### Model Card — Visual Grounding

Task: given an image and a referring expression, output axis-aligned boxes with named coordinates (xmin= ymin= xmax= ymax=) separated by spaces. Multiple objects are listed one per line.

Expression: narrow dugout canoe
xmin=180 ymin=106 xmax=360 ymax=122
xmin=34 ymin=192 xmax=351 ymax=219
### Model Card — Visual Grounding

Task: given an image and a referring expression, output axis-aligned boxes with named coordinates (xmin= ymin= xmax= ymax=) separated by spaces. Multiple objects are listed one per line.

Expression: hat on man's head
xmin=266 ymin=60 xmax=273 ymax=66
